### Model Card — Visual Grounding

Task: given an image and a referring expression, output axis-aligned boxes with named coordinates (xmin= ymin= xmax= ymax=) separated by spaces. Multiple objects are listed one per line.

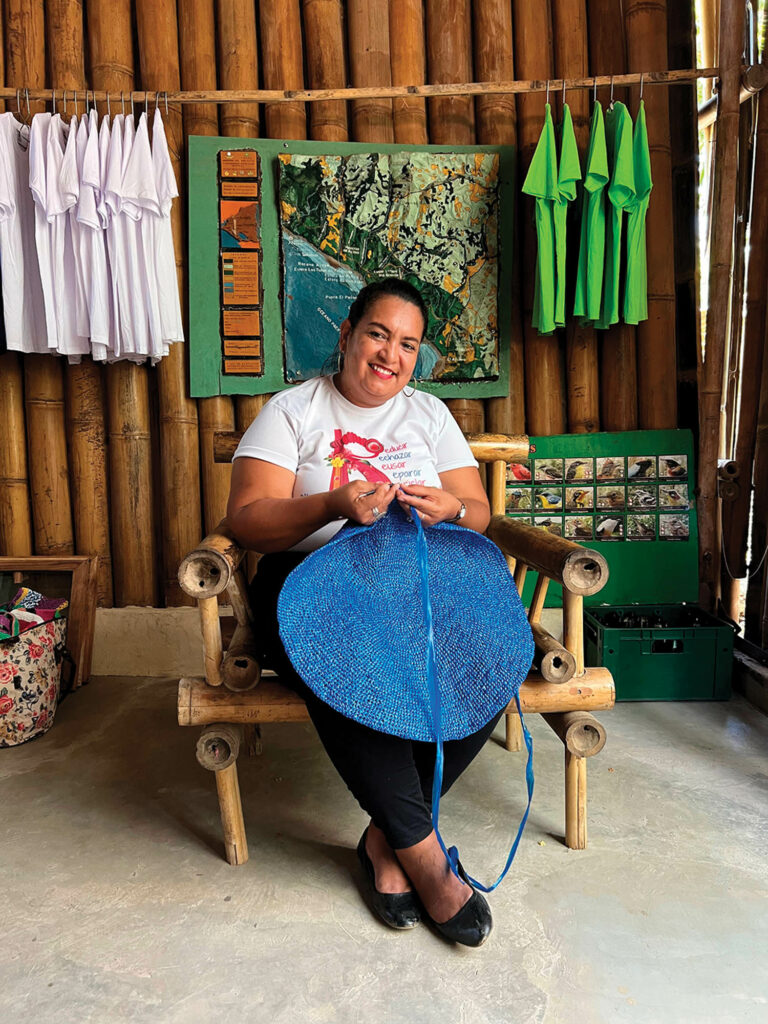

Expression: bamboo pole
xmin=347 ymin=0 xmax=393 ymax=143
xmin=587 ymin=0 xmax=638 ymax=432
xmin=178 ymin=0 xmax=236 ymax=536
xmin=543 ymin=710 xmax=607 ymax=757
xmin=214 ymin=761 xmax=248 ymax=865
xmin=135 ymin=0 xmax=203 ymax=606
xmin=725 ymin=80 xmax=768 ymax=585
xmin=565 ymin=749 xmax=587 ymax=848
xmin=214 ymin=0 xmax=265 ymax=432
xmin=528 ymin=574 xmax=549 ymax=623
xmin=487 ymin=516 xmax=609 ymax=594
xmin=0 ymin=355 xmax=33 ymax=554
xmin=624 ymin=0 xmax=678 ymax=430
xmin=302 ymin=0 xmax=348 ymax=143
xmin=745 ymin=332 xmax=768 ymax=642
xmin=562 ymin=589 xmax=585 ymax=675
xmin=196 ymin=723 xmax=241 ymax=770
xmin=389 ymin=0 xmax=427 ymax=144
xmin=88 ymin=0 xmax=158 ymax=606
xmin=199 ymin=595 xmax=224 ymax=686
xmin=425 ymin=0 xmax=486 ymax=436
xmin=531 ymin=622 xmax=577 ymax=683
xmin=698 ymin=0 xmax=746 ymax=611
xmin=46 ymin=0 xmax=113 ymax=605
xmin=552 ymin=0 xmax=599 ymax=435
xmin=473 ymin=0 xmax=526 ymax=437
xmin=259 ymin=0 xmax=307 ymax=141
xmin=5 ymin=1 xmax=74 ymax=557
xmin=512 ymin=0 xmax=565 ymax=436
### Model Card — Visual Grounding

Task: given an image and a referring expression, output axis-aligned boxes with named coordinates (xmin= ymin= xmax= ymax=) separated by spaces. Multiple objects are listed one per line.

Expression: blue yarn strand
xmin=413 ymin=510 xmax=534 ymax=892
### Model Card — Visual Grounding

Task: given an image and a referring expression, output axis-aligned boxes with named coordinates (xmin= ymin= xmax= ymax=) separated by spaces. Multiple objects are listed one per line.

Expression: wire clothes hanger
xmin=545 ymin=79 xmax=550 ymax=106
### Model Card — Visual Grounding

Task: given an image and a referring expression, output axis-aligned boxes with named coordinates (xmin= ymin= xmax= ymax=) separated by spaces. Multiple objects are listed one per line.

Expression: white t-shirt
xmin=28 ymin=112 xmax=58 ymax=350
xmin=0 ymin=113 xmax=49 ymax=353
xmin=151 ymin=108 xmax=185 ymax=353
xmin=233 ymin=375 xmax=478 ymax=551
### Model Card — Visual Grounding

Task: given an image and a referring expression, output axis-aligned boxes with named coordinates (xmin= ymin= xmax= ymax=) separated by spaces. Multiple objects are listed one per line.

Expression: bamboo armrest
xmin=487 ymin=515 xmax=609 ymax=596
xmin=178 ymin=518 xmax=246 ymax=598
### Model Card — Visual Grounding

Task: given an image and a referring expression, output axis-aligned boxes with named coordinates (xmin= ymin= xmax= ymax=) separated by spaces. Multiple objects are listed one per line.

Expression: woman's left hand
xmin=396 ymin=484 xmax=463 ymax=526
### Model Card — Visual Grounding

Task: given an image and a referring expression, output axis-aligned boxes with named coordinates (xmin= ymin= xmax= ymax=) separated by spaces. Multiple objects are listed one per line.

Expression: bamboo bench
xmin=177 ymin=432 xmax=615 ymax=866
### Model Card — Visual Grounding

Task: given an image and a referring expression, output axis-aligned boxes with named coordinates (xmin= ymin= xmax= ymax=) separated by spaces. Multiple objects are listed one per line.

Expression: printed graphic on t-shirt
xmin=325 ymin=428 xmax=430 ymax=490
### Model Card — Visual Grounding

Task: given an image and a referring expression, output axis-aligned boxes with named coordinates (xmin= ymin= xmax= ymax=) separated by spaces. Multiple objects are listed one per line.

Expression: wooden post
xmin=135 ymin=0 xmax=203 ymax=606
xmin=302 ymin=0 xmax=348 ymax=143
xmin=513 ymin=561 xmax=528 ymax=594
xmin=565 ymin=749 xmax=587 ymax=849
xmin=347 ymin=0 xmax=393 ymax=143
xmin=489 ymin=460 xmax=506 ymax=517
xmin=425 ymin=0 xmax=485 ymax=437
xmin=178 ymin=0 xmax=237 ymax=536
xmin=698 ymin=0 xmax=746 ymax=611
xmin=215 ymin=0 xmax=265 ymax=432
xmin=512 ymin=0 xmax=566 ymax=436
xmin=0 ymin=355 xmax=33 ymax=555
xmin=562 ymin=589 xmax=585 ymax=675
xmin=215 ymin=761 xmax=248 ymax=865
xmin=552 ymin=0 xmax=599 ymax=435
xmin=528 ymin=574 xmax=550 ymax=623
xmin=587 ymin=0 xmax=638 ymax=432
xmin=389 ymin=0 xmax=427 ymax=145
xmin=199 ymin=595 xmax=224 ymax=686
xmin=88 ymin=0 xmax=158 ymax=607
xmin=624 ymin=0 xmax=678 ymax=430
xmin=473 ymin=0 xmax=526 ymax=437
xmin=45 ymin=0 xmax=114 ymax=606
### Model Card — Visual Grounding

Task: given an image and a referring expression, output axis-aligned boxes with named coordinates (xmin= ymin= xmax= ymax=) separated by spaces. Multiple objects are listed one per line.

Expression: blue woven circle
xmin=278 ymin=504 xmax=535 ymax=741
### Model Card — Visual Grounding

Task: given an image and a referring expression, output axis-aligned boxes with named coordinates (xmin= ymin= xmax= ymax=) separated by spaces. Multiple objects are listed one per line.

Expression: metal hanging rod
xmin=0 ymin=68 xmax=720 ymax=108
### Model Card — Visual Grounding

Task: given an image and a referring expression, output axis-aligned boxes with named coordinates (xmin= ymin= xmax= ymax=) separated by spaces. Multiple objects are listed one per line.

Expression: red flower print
xmin=0 ymin=695 xmax=14 ymax=715
xmin=35 ymin=710 xmax=48 ymax=729
xmin=45 ymin=621 xmax=55 ymax=636
xmin=40 ymin=634 xmax=53 ymax=649
xmin=47 ymin=685 xmax=56 ymax=703
xmin=28 ymin=643 xmax=44 ymax=660
xmin=0 ymin=665 xmax=14 ymax=685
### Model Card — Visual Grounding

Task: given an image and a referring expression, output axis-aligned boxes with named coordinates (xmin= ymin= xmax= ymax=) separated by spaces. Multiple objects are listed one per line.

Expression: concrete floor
xmin=1 ymin=677 xmax=767 ymax=1024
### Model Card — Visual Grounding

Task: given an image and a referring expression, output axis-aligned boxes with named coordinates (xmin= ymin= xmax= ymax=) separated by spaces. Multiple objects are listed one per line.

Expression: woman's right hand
xmin=326 ymin=480 xmax=397 ymax=525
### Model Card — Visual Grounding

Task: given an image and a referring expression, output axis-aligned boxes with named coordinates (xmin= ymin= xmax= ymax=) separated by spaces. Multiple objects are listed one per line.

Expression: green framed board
xmin=188 ymin=136 xmax=515 ymax=399
xmin=509 ymin=430 xmax=698 ymax=607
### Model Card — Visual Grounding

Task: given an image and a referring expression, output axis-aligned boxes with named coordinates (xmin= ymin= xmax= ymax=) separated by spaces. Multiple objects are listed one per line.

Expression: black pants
xmin=248 ymin=552 xmax=504 ymax=850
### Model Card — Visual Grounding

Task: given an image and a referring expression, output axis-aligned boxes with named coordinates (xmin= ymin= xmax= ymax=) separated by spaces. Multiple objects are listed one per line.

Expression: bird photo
xmin=627 ymin=486 xmax=657 ymax=508
xmin=659 ymin=456 xmax=687 ymax=479
xmin=534 ymin=459 xmax=564 ymax=483
xmin=507 ymin=461 xmax=532 ymax=483
xmin=535 ymin=488 xmax=563 ymax=510
xmin=596 ymin=517 xmax=623 ymax=539
xmin=659 ymin=485 xmax=689 ymax=509
xmin=596 ymin=457 xmax=624 ymax=480
xmin=565 ymin=516 xmax=593 ymax=539
xmin=659 ymin=514 xmax=690 ymax=539
xmin=628 ymin=457 xmax=656 ymax=479
xmin=566 ymin=487 xmax=593 ymax=510
xmin=534 ymin=517 xmax=563 ymax=537
xmin=506 ymin=487 xmax=532 ymax=511
xmin=596 ymin=487 xmax=626 ymax=510
xmin=565 ymin=458 xmax=593 ymax=482
xmin=627 ymin=515 xmax=656 ymax=540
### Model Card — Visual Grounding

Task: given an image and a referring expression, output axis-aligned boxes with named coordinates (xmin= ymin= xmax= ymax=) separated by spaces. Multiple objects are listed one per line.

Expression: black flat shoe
xmin=430 ymin=863 xmax=493 ymax=947
xmin=356 ymin=830 xmax=421 ymax=930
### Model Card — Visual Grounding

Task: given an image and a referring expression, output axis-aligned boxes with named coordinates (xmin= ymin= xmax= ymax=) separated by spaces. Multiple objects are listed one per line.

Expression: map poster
xmin=220 ymin=199 xmax=261 ymax=250
xmin=221 ymin=252 xmax=260 ymax=306
xmin=278 ymin=151 xmax=500 ymax=384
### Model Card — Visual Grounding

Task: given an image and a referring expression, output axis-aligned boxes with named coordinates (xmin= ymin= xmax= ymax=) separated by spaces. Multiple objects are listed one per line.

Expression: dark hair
xmin=347 ymin=278 xmax=428 ymax=340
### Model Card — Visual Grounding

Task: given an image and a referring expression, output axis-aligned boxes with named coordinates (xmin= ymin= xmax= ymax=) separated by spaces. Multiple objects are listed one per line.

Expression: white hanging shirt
xmin=46 ymin=113 xmax=89 ymax=361
xmin=116 ymin=114 xmax=150 ymax=360
xmin=97 ymin=116 xmax=119 ymax=359
xmin=68 ymin=115 xmax=90 ymax=340
xmin=151 ymin=108 xmax=185 ymax=353
xmin=0 ymin=112 xmax=49 ymax=353
xmin=28 ymin=112 xmax=58 ymax=350
xmin=104 ymin=114 xmax=137 ymax=360
xmin=77 ymin=109 xmax=111 ymax=360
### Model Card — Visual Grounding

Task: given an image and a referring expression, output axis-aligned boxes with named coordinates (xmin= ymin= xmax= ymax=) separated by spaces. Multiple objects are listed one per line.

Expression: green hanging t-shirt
xmin=553 ymin=104 xmax=581 ymax=327
xmin=522 ymin=103 xmax=558 ymax=335
xmin=596 ymin=101 xmax=635 ymax=330
xmin=573 ymin=102 xmax=609 ymax=324
xmin=623 ymin=99 xmax=653 ymax=324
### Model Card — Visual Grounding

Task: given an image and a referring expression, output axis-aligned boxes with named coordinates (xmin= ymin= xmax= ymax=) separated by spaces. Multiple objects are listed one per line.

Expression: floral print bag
xmin=0 ymin=588 xmax=69 ymax=748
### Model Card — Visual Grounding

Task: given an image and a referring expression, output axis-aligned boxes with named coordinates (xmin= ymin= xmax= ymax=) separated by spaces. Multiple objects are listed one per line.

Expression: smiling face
xmin=335 ymin=295 xmax=424 ymax=407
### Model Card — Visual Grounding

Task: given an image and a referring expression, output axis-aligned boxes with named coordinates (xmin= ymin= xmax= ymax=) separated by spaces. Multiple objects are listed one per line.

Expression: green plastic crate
xmin=584 ymin=605 xmax=734 ymax=701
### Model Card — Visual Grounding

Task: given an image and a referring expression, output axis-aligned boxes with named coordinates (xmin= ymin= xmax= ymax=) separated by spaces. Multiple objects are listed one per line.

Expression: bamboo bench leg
xmin=504 ymin=711 xmax=523 ymax=751
xmin=565 ymin=750 xmax=587 ymax=850
xmin=215 ymin=762 xmax=249 ymax=866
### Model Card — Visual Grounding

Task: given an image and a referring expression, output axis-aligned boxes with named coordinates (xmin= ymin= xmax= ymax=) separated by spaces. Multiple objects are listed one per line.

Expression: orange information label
xmin=221 ymin=252 xmax=260 ymax=306
xmin=219 ymin=149 xmax=259 ymax=178
xmin=219 ymin=199 xmax=260 ymax=250
xmin=224 ymin=338 xmax=262 ymax=358
xmin=224 ymin=358 xmax=263 ymax=375
xmin=222 ymin=309 xmax=261 ymax=336
xmin=220 ymin=180 xmax=259 ymax=198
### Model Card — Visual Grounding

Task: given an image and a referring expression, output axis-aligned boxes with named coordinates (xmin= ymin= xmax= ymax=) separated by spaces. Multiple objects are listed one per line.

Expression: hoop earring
xmin=336 ymin=348 xmax=344 ymax=373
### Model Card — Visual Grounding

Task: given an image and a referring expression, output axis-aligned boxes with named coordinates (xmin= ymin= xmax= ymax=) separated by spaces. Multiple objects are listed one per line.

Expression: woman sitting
xmin=227 ymin=278 xmax=500 ymax=946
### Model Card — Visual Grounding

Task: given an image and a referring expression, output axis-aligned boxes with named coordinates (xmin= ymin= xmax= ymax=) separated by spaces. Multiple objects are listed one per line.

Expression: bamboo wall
xmin=1 ymin=0 xmax=698 ymax=607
